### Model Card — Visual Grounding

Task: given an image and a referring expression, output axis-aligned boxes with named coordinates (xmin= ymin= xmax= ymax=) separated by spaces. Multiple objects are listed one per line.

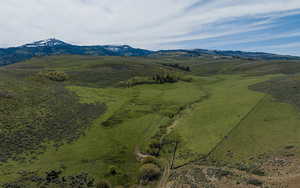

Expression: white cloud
xmin=243 ymin=42 xmax=300 ymax=56
xmin=0 ymin=0 xmax=300 ymax=50
xmin=195 ymin=31 xmax=300 ymax=50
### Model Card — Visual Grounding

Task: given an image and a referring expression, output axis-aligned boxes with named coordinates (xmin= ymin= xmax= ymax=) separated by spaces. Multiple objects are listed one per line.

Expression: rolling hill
xmin=0 ymin=49 xmax=300 ymax=187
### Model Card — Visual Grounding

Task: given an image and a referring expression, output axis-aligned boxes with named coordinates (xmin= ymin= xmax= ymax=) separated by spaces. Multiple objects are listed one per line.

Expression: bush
xmin=162 ymin=63 xmax=191 ymax=72
xmin=139 ymin=164 xmax=161 ymax=184
xmin=96 ymin=180 xmax=111 ymax=188
xmin=146 ymin=139 xmax=161 ymax=156
xmin=251 ymin=168 xmax=266 ymax=176
xmin=0 ymin=91 xmax=14 ymax=99
xmin=46 ymin=170 xmax=62 ymax=183
xmin=107 ymin=165 xmax=123 ymax=176
xmin=152 ymin=73 xmax=179 ymax=84
xmin=121 ymin=71 xmax=192 ymax=88
xmin=141 ymin=156 xmax=161 ymax=167
xmin=247 ymin=178 xmax=263 ymax=186
xmin=41 ymin=71 xmax=69 ymax=82
xmin=236 ymin=163 xmax=249 ymax=171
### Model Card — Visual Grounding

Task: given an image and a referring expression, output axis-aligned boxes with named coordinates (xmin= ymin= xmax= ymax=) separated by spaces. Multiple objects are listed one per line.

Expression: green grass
xmin=0 ymin=79 xmax=206 ymax=186
xmin=172 ymin=75 xmax=280 ymax=166
xmin=2 ymin=55 xmax=300 ymax=187
xmin=209 ymin=93 xmax=300 ymax=166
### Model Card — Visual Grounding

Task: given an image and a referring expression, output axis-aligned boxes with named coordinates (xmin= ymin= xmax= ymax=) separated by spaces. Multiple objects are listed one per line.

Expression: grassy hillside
xmin=171 ymin=74 xmax=280 ymax=166
xmin=1 ymin=55 xmax=300 ymax=187
xmin=0 ymin=55 xmax=205 ymax=186
xmin=209 ymin=95 xmax=300 ymax=165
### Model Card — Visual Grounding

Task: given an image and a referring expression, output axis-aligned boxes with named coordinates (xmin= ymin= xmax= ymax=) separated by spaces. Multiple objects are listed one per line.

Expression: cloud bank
xmin=1 ymin=0 xmax=300 ymax=55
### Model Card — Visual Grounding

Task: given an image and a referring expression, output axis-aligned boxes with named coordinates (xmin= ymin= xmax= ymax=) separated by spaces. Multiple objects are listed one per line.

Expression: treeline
xmin=121 ymin=72 xmax=192 ymax=87
xmin=162 ymin=63 xmax=191 ymax=72
xmin=152 ymin=73 xmax=180 ymax=83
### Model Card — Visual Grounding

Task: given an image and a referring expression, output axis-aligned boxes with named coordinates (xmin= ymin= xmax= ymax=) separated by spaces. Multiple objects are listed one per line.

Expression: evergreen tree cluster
xmin=162 ymin=63 xmax=191 ymax=72
xmin=152 ymin=73 xmax=180 ymax=83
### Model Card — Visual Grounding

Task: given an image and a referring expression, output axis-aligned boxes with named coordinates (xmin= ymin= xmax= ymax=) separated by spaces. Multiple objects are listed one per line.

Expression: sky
xmin=1 ymin=0 xmax=300 ymax=55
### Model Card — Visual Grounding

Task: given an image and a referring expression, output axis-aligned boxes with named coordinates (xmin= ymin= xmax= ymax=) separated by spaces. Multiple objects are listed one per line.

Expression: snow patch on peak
xmin=103 ymin=45 xmax=132 ymax=52
xmin=105 ymin=47 xmax=120 ymax=52
xmin=23 ymin=39 xmax=68 ymax=48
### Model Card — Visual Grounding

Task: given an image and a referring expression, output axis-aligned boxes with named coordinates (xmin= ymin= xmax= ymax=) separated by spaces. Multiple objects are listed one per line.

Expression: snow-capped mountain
xmin=22 ymin=38 xmax=69 ymax=48
xmin=0 ymin=39 xmax=152 ymax=66
xmin=0 ymin=38 xmax=299 ymax=66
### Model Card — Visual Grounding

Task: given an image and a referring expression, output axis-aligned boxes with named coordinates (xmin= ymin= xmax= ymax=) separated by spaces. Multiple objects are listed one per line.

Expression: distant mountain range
xmin=0 ymin=38 xmax=299 ymax=66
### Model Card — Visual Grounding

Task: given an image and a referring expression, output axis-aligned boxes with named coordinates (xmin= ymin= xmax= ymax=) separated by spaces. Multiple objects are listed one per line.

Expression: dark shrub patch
xmin=251 ymin=169 xmax=266 ymax=176
xmin=122 ymin=71 xmax=192 ymax=88
xmin=0 ymin=91 xmax=14 ymax=99
xmin=102 ymin=117 xmax=123 ymax=127
xmin=162 ymin=63 xmax=191 ymax=72
xmin=250 ymin=75 xmax=300 ymax=110
xmin=46 ymin=170 xmax=62 ymax=183
xmin=247 ymin=178 xmax=263 ymax=186
xmin=96 ymin=180 xmax=111 ymax=188
xmin=236 ymin=163 xmax=250 ymax=172
xmin=285 ymin=145 xmax=295 ymax=150
xmin=206 ymin=168 xmax=232 ymax=179
xmin=152 ymin=73 xmax=180 ymax=84
xmin=3 ymin=183 xmax=25 ymax=188
xmin=146 ymin=139 xmax=162 ymax=156
xmin=138 ymin=164 xmax=161 ymax=184
xmin=141 ymin=156 xmax=161 ymax=168
xmin=3 ymin=171 xmax=95 ymax=188
xmin=41 ymin=71 xmax=69 ymax=82
xmin=106 ymin=165 xmax=123 ymax=176
xmin=0 ymin=81 xmax=106 ymax=162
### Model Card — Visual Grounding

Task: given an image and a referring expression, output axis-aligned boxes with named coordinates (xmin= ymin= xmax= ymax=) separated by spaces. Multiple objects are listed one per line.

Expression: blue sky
xmin=1 ymin=0 xmax=300 ymax=55
xmin=168 ymin=10 xmax=300 ymax=56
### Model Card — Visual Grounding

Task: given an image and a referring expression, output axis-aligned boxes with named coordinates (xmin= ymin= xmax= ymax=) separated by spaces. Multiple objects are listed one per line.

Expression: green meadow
xmin=209 ymin=95 xmax=300 ymax=165
xmin=0 ymin=77 xmax=206 ymax=185
xmin=1 ymin=55 xmax=300 ymax=187
xmin=171 ymin=74 xmax=282 ymax=165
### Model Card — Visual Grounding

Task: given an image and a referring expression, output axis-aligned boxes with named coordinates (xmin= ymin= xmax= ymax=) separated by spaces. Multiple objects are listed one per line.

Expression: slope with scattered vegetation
xmin=0 ymin=55 xmax=300 ymax=187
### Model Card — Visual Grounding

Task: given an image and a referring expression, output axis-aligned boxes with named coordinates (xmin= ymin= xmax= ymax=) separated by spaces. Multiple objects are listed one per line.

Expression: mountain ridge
xmin=0 ymin=38 xmax=299 ymax=66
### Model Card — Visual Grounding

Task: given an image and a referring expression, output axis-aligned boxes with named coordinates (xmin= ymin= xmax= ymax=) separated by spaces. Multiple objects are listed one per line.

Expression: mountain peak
xmin=23 ymin=38 xmax=69 ymax=48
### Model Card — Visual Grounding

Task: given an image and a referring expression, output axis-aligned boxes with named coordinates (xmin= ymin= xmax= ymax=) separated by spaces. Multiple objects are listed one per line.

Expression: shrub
xmin=141 ymin=156 xmax=161 ymax=167
xmin=285 ymin=145 xmax=295 ymax=150
xmin=236 ymin=163 xmax=249 ymax=171
xmin=139 ymin=164 xmax=161 ymax=184
xmin=251 ymin=168 xmax=266 ymax=176
xmin=247 ymin=178 xmax=263 ymax=186
xmin=46 ymin=170 xmax=62 ymax=183
xmin=215 ymin=169 xmax=232 ymax=178
xmin=152 ymin=73 xmax=179 ymax=83
xmin=96 ymin=180 xmax=111 ymax=188
xmin=146 ymin=139 xmax=161 ymax=156
xmin=41 ymin=71 xmax=69 ymax=82
xmin=163 ymin=63 xmax=191 ymax=72
xmin=121 ymin=71 xmax=192 ymax=88
xmin=107 ymin=165 xmax=123 ymax=176
xmin=0 ymin=91 xmax=14 ymax=99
